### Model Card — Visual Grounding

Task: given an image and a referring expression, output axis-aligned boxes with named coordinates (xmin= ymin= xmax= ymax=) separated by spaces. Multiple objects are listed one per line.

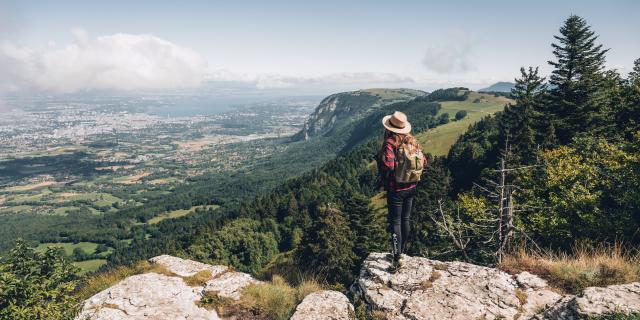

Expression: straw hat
xmin=382 ymin=111 xmax=412 ymax=134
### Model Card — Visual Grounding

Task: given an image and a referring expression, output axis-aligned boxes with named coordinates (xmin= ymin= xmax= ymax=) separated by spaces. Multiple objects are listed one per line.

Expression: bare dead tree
xmin=427 ymin=200 xmax=472 ymax=261
xmin=487 ymin=139 xmax=543 ymax=263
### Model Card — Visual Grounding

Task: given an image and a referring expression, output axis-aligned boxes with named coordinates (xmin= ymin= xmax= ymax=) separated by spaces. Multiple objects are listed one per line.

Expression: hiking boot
xmin=388 ymin=255 xmax=401 ymax=273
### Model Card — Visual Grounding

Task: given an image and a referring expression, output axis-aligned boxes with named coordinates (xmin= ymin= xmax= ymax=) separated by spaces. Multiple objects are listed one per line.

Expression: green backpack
xmin=395 ymin=147 xmax=425 ymax=184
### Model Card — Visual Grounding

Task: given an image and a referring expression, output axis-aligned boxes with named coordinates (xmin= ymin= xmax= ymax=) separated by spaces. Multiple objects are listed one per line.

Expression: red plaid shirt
xmin=379 ymin=137 xmax=427 ymax=192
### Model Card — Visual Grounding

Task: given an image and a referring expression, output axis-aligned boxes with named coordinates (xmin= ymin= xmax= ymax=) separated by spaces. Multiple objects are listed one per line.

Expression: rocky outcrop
xmin=354 ymin=252 xmax=640 ymax=320
xmin=76 ymin=255 xmax=260 ymax=320
xmin=76 ymin=272 xmax=218 ymax=320
xmin=534 ymin=282 xmax=640 ymax=319
xmin=77 ymin=255 xmax=353 ymax=320
xmin=290 ymin=290 xmax=354 ymax=320
xmin=77 ymin=253 xmax=640 ymax=320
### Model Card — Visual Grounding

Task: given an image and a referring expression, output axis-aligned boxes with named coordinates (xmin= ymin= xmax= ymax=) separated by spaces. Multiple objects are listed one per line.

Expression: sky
xmin=0 ymin=0 xmax=639 ymax=95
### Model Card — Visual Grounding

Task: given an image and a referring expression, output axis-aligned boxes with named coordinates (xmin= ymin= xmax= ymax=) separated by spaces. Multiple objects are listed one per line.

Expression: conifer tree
xmin=500 ymin=67 xmax=548 ymax=158
xmin=548 ymin=15 xmax=609 ymax=143
xmin=543 ymin=121 xmax=559 ymax=148
xmin=629 ymin=58 xmax=640 ymax=82
xmin=342 ymin=191 xmax=386 ymax=259
xmin=411 ymin=157 xmax=454 ymax=256
xmin=296 ymin=205 xmax=357 ymax=285
xmin=623 ymin=58 xmax=640 ymax=134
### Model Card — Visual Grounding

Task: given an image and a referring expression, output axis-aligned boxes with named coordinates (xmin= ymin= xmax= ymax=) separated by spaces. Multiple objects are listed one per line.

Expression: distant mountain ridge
xmin=479 ymin=81 xmax=515 ymax=93
xmin=292 ymin=88 xmax=426 ymax=141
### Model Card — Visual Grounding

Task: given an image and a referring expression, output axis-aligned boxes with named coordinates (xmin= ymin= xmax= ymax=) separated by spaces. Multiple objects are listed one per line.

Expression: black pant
xmin=387 ymin=188 xmax=415 ymax=259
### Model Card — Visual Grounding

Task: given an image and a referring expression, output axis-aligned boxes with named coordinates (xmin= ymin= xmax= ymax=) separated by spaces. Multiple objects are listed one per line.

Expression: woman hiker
xmin=378 ymin=111 xmax=427 ymax=271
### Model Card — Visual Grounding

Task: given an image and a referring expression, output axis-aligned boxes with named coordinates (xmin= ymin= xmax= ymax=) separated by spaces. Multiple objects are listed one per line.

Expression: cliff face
xmin=292 ymin=89 xmax=426 ymax=141
xmin=76 ymin=253 xmax=640 ymax=320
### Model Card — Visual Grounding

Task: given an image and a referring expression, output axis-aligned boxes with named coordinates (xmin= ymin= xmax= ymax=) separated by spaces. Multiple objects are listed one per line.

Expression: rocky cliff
xmin=77 ymin=253 xmax=640 ymax=320
xmin=354 ymin=253 xmax=640 ymax=320
xmin=292 ymin=89 xmax=425 ymax=141
xmin=76 ymin=255 xmax=352 ymax=320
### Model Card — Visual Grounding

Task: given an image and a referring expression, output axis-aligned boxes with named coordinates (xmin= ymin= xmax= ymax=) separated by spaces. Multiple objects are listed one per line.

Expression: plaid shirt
xmin=379 ymin=137 xmax=426 ymax=192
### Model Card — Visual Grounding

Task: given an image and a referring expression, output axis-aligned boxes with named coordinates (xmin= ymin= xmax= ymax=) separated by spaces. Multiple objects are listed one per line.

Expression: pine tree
xmin=622 ymin=58 xmax=640 ymax=135
xmin=342 ymin=191 xmax=386 ymax=259
xmin=548 ymin=15 xmax=609 ymax=143
xmin=296 ymin=205 xmax=357 ymax=285
xmin=629 ymin=58 xmax=640 ymax=82
xmin=543 ymin=121 xmax=559 ymax=148
xmin=500 ymin=67 xmax=547 ymax=159
xmin=411 ymin=157 xmax=453 ymax=256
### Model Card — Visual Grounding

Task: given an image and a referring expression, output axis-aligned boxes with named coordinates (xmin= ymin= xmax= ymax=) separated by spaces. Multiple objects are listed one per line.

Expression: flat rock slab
xmin=577 ymin=282 xmax=640 ymax=315
xmin=355 ymin=252 xmax=561 ymax=320
xmin=76 ymin=273 xmax=218 ymax=320
xmin=290 ymin=290 xmax=354 ymax=320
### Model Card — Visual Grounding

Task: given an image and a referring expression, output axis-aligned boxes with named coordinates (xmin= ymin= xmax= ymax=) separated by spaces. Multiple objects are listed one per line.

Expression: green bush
xmin=0 ymin=239 xmax=80 ymax=320
xmin=455 ymin=110 xmax=468 ymax=120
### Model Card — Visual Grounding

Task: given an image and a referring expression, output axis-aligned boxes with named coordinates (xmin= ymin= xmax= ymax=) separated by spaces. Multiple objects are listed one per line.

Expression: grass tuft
xmin=76 ymin=261 xmax=162 ymax=300
xmin=239 ymin=275 xmax=298 ymax=320
xmin=515 ymin=288 xmax=528 ymax=306
xmin=501 ymin=242 xmax=640 ymax=294
xmin=296 ymin=279 xmax=323 ymax=301
xmin=182 ymin=270 xmax=213 ymax=287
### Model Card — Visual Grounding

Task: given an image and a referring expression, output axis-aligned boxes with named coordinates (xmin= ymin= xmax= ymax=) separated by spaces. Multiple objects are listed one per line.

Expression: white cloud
xmin=423 ymin=31 xmax=475 ymax=74
xmin=0 ymin=29 xmax=207 ymax=92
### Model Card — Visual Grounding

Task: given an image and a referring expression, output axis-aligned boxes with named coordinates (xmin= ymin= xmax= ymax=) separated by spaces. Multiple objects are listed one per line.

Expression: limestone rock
xmin=516 ymin=271 xmax=550 ymax=289
xmin=354 ymin=252 xmax=562 ymax=320
xmin=77 ymin=255 xmax=262 ymax=320
xmin=205 ymin=271 xmax=262 ymax=300
xmin=290 ymin=290 xmax=355 ymax=320
xmin=535 ymin=282 xmax=640 ymax=319
xmin=76 ymin=273 xmax=218 ymax=320
xmin=577 ymin=282 xmax=640 ymax=315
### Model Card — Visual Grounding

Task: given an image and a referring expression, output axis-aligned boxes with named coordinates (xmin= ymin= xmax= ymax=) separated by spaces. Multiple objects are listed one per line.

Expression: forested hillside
xmin=106 ymin=88 xmax=468 ymax=282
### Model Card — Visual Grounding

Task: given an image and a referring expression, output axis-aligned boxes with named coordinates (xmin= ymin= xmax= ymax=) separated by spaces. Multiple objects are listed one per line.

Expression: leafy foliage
xmin=0 ymin=239 xmax=79 ymax=320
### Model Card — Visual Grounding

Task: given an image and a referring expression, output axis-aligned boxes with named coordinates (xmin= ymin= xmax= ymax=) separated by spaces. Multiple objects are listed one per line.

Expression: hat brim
xmin=382 ymin=115 xmax=412 ymax=134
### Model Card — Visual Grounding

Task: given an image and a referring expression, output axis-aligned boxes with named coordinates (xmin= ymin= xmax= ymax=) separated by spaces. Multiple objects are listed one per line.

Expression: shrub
xmin=455 ymin=110 xmax=468 ymax=120
xmin=438 ymin=113 xmax=450 ymax=125
xmin=0 ymin=239 xmax=80 ymax=320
